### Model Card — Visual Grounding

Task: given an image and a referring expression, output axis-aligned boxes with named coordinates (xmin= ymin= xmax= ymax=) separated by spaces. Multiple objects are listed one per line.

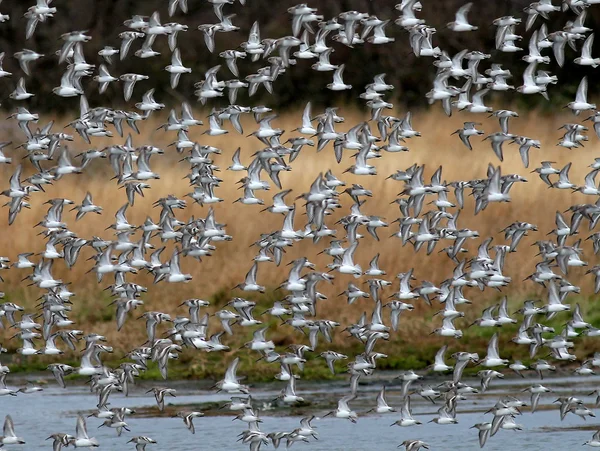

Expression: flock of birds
xmin=3 ymin=0 xmax=600 ymax=450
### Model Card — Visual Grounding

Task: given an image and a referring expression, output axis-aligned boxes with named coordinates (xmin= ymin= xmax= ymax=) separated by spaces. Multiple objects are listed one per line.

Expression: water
xmin=2 ymin=374 xmax=599 ymax=450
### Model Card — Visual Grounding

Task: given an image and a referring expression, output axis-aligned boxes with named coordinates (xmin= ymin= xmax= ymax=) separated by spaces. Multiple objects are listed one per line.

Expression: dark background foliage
xmin=0 ymin=0 xmax=598 ymax=113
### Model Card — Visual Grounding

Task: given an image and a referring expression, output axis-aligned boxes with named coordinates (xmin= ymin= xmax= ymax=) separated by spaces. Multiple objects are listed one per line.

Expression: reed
xmin=1 ymin=106 xmax=599 ymax=376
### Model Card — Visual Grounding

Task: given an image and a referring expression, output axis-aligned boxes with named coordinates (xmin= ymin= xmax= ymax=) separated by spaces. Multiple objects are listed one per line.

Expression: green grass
xmin=3 ymin=290 xmax=599 ymax=381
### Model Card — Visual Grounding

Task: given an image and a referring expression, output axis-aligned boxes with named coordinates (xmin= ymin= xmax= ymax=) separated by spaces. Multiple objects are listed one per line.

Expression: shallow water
xmin=2 ymin=374 xmax=600 ymax=450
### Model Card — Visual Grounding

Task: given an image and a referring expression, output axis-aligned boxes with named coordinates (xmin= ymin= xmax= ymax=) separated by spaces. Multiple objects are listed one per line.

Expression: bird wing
xmin=455 ymin=2 xmax=473 ymax=25
xmin=76 ymin=414 xmax=89 ymax=439
xmin=172 ymin=47 xmax=183 ymax=66
xmin=225 ymin=357 xmax=240 ymax=382
xmin=582 ymin=33 xmax=594 ymax=59
xmin=434 ymin=344 xmax=448 ymax=365
xmin=487 ymin=333 xmax=500 ymax=359
xmin=3 ymin=415 xmax=15 ymax=437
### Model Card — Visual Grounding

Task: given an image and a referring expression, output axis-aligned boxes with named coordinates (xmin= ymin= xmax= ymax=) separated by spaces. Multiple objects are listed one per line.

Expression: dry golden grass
xmin=1 ymin=106 xmax=599 ymax=364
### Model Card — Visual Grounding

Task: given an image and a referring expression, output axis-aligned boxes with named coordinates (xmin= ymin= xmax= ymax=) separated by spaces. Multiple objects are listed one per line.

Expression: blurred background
xmin=0 ymin=0 xmax=597 ymax=113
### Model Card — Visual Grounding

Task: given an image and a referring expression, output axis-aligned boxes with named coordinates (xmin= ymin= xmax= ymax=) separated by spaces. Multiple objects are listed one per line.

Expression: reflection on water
xmin=2 ymin=374 xmax=600 ymax=450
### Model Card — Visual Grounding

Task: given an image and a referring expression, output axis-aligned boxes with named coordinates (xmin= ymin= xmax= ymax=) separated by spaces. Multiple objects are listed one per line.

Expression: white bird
xmin=324 ymin=395 xmax=358 ymax=422
xmin=430 ymin=345 xmax=453 ymax=372
xmin=165 ymin=48 xmax=191 ymax=89
xmin=391 ymin=396 xmax=422 ymax=426
xmin=9 ymin=78 xmax=34 ymax=100
xmin=327 ymin=64 xmax=352 ymax=91
xmin=94 ymin=64 xmax=117 ymax=94
xmin=367 ymin=386 xmax=395 ymax=414
xmin=479 ymin=333 xmax=508 ymax=367
xmin=53 ymin=66 xmax=83 ymax=97
xmin=216 ymin=357 xmax=249 ymax=394
xmin=166 ymin=247 xmax=192 ymax=283
xmin=0 ymin=415 xmax=25 ymax=445
xmin=567 ymin=76 xmax=596 ymax=115
xmin=69 ymin=415 xmax=99 ymax=448
xmin=575 ymin=33 xmax=600 ymax=68
xmin=447 ymin=3 xmax=477 ymax=32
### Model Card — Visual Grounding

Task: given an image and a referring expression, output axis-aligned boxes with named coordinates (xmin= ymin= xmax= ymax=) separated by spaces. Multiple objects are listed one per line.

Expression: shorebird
xmin=0 ymin=415 xmax=25 ymax=445
xmin=165 ymin=48 xmax=191 ymax=89
xmin=390 ymin=396 xmax=421 ymax=427
xmin=2 ymin=2 xmax=600 ymax=451
xmin=323 ymin=395 xmax=358 ymax=423
xmin=367 ymin=386 xmax=395 ymax=414
xmin=68 ymin=415 xmax=99 ymax=448
xmin=447 ymin=3 xmax=477 ymax=32
xmin=584 ymin=430 xmax=600 ymax=447
xmin=215 ymin=357 xmax=249 ymax=394
xmin=174 ymin=411 xmax=204 ymax=434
